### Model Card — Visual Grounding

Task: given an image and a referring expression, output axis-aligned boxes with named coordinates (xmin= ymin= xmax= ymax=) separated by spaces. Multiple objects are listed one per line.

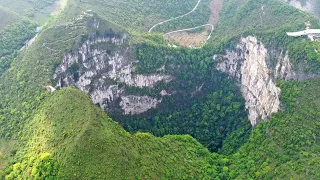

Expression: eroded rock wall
xmin=53 ymin=32 xmax=172 ymax=115
xmin=216 ymin=36 xmax=282 ymax=126
xmin=215 ymin=36 xmax=320 ymax=126
xmin=280 ymin=0 xmax=319 ymax=17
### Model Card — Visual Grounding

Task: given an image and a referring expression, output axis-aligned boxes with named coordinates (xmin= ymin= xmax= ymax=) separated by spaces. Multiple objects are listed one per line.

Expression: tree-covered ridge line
xmin=0 ymin=20 xmax=37 ymax=76
xmin=2 ymin=88 xmax=217 ymax=179
xmin=2 ymin=79 xmax=320 ymax=179
xmin=202 ymin=0 xmax=320 ymax=73
xmin=0 ymin=0 xmax=320 ymax=179
xmin=67 ymin=0 xmax=209 ymax=32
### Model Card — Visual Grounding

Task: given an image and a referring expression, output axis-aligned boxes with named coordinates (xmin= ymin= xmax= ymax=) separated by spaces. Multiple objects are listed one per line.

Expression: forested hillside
xmin=0 ymin=0 xmax=320 ymax=179
xmin=0 ymin=7 xmax=20 ymax=29
xmin=0 ymin=0 xmax=66 ymax=23
xmin=3 ymin=72 xmax=320 ymax=179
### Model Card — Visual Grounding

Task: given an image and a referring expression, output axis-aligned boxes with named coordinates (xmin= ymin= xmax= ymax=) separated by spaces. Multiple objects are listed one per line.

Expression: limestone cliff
xmin=215 ymin=36 xmax=320 ymax=126
xmin=215 ymin=36 xmax=282 ymax=126
xmin=280 ymin=0 xmax=319 ymax=17
xmin=53 ymin=31 xmax=172 ymax=115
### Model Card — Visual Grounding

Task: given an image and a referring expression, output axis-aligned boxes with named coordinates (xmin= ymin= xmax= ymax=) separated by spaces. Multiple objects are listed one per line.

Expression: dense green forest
xmin=0 ymin=16 xmax=36 ymax=82
xmin=204 ymin=0 xmax=320 ymax=73
xmin=67 ymin=0 xmax=206 ymax=32
xmin=0 ymin=7 xmax=20 ymax=29
xmin=151 ymin=0 xmax=212 ymax=33
xmin=2 ymin=76 xmax=320 ymax=179
xmin=0 ymin=0 xmax=59 ymax=23
xmin=0 ymin=20 xmax=36 ymax=57
xmin=110 ymin=41 xmax=251 ymax=153
xmin=0 ymin=0 xmax=320 ymax=179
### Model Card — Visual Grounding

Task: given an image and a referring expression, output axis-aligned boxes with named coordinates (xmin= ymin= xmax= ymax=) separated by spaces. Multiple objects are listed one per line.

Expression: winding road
xmin=148 ymin=0 xmax=202 ymax=33
xmin=148 ymin=0 xmax=214 ymax=47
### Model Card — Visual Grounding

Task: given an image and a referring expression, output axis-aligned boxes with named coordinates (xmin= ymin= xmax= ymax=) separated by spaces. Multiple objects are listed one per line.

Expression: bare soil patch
xmin=209 ymin=0 xmax=223 ymax=25
xmin=163 ymin=0 xmax=223 ymax=48
xmin=164 ymin=28 xmax=210 ymax=47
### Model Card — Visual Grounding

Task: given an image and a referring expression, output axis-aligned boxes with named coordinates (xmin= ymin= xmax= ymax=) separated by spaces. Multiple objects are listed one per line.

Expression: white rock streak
xmin=54 ymin=34 xmax=171 ymax=115
xmin=120 ymin=96 xmax=161 ymax=115
xmin=217 ymin=36 xmax=281 ymax=126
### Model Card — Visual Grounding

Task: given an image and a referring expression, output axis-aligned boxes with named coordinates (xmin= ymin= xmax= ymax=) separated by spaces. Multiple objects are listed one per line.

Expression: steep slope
xmin=3 ymin=71 xmax=320 ymax=179
xmin=3 ymin=88 xmax=216 ymax=179
xmin=58 ymin=0 xmax=211 ymax=32
xmin=1 ymin=0 xmax=320 ymax=179
xmin=21 ymin=2 xmax=249 ymax=153
xmin=0 ymin=7 xmax=20 ymax=29
xmin=224 ymin=79 xmax=320 ymax=179
xmin=0 ymin=0 xmax=318 ymax=152
xmin=205 ymin=0 xmax=320 ymax=125
xmin=0 ymin=0 xmax=67 ymax=23
xmin=0 ymin=19 xmax=36 ymax=77
xmin=280 ymin=0 xmax=320 ymax=18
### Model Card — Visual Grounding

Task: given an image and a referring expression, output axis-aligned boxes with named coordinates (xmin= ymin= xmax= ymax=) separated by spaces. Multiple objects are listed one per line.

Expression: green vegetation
xmin=204 ymin=0 xmax=320 ymax=73
xmin=224 ymin=79 xmax=320 ymax=179
xmin=0 ymin=20 xmax=36 ymax=57
xmin=3 ymin=88 xmax=217 ymax=179
xmin=0 ymin=9 xmax=92 ymax=139
xmin=208 ymin=0 xmax=316 ymax=40
xmin=0 ymin=0 xmax=59 ymax=23
xmin=0 ymin=0 xmax=320 ymax=179
xmin=2 ymin=75 xmax=320 ymax=179
xmin=118 ymin=86 xmax=251 ymax=153
xmin=0 ymin=19 xmax=36 ymax=77
xmin=0 ymin=139 xmax=15 ymax=173
xmin=0 ymin=7 xmax=20 ymax=29
xmin=152 ymin=0 xmax=212 ymax=33
xmin=70 ymin=0 xmax=206 ymax=32
xmin=115 ymin=41 xmax=251 ymax=153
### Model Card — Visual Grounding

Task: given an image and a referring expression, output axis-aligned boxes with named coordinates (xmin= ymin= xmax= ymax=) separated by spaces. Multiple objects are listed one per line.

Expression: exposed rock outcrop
xmin=53 ymin=31 xmax=171 ymax=115
xmin=280 ymin=0 xmax=319 ymax=18
xmin=215 ymin=35 xmax=320 ymax=126
xmin=120 ymin=95 xmax=161 ymax=115
xmin=273 ymin=51 xmax=296 ymax=80
xmin=215 ymin=36 xmax=320 ymax=126
xmin=216 ymin=36 xmax=281 ymax=126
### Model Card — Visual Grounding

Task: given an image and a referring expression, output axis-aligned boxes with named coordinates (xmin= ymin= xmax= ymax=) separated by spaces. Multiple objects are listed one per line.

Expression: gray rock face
xmin=53 ymin=32 xmax=172 ymax=114
xmin=120 ymin=95 xmax=161 ymax=115
xmin=216 ymin=36 xmax=281 ymax=126
xmin=273 ymin=51 xmax=296 ymax=80
xmin=280 ymin=0 xmax=318 ymax=17
xmin=215 ymin=36 xmax=320 ymax=126
xmin=107 ymin=53 xmax=172 ymax=88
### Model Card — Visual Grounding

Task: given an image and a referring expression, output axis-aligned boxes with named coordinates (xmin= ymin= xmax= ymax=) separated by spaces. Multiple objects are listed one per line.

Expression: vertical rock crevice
xmin=53 ymin=32 xmax=172 ymax=115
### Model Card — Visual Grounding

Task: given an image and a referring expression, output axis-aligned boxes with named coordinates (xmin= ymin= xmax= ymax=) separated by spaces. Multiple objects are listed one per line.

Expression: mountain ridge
xmin=1 ymin=0 xmax=320 ymax=179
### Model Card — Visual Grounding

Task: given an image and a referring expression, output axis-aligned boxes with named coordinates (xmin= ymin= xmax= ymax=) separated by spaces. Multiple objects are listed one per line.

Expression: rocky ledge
xmin=53 ymin=31 xmax=172 ymax=115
